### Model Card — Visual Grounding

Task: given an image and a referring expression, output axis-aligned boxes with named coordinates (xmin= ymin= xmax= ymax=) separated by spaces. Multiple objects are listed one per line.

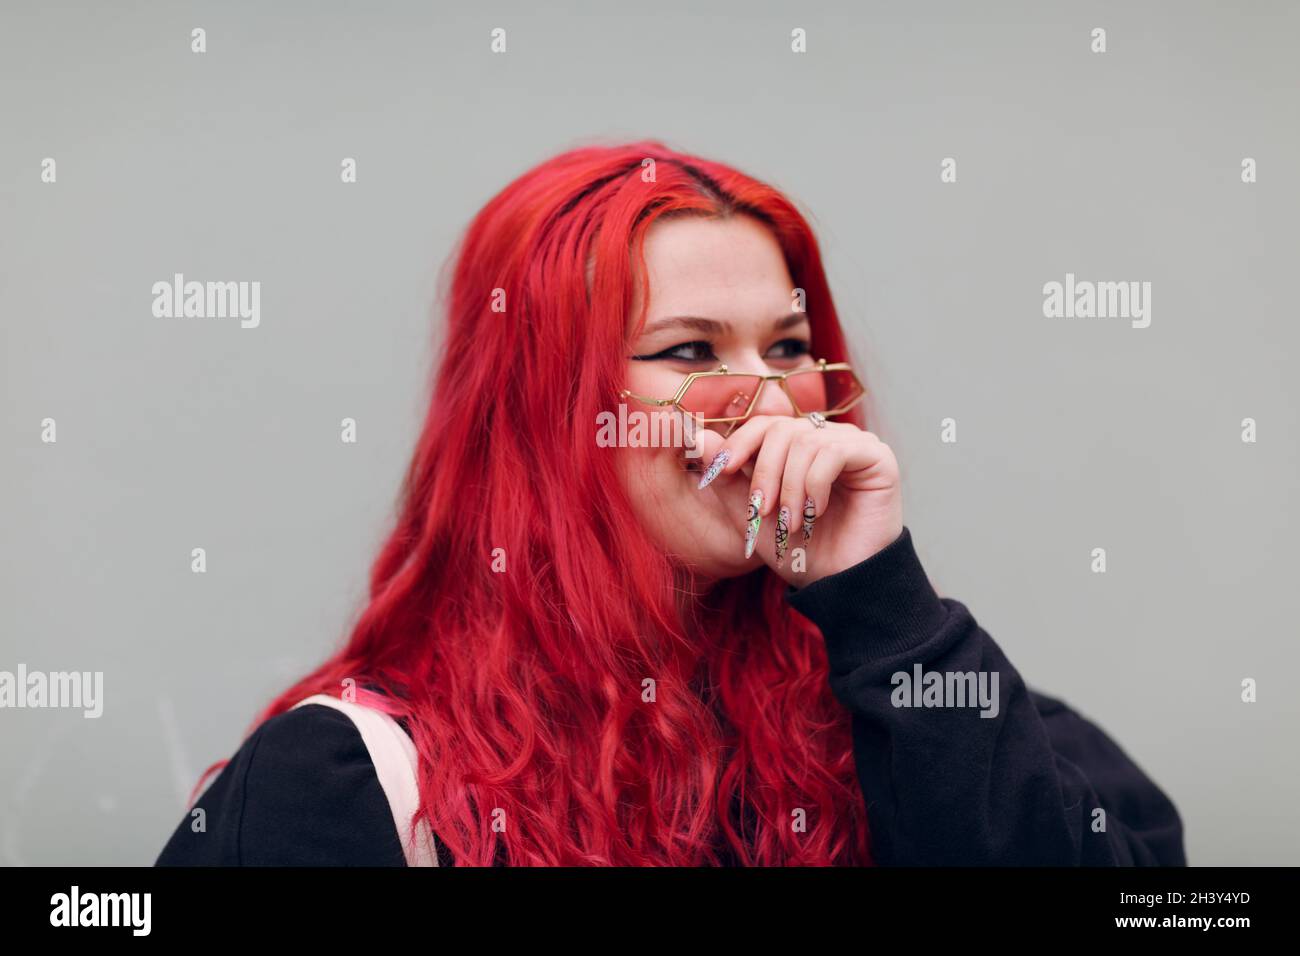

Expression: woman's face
xmin=619 ymin=213 xmax=812 ymax=583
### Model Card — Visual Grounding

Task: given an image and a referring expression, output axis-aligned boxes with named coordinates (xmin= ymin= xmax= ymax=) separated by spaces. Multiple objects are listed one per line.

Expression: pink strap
xmin=291 ymin=694 xmax=439 ymax=866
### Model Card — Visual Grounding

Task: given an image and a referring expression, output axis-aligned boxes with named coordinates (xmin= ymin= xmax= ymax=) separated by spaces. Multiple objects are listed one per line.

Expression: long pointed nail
xmin=697 ymin=449 xmax=730 ymax=489
xmin=775 ymin=506 xmax=790 ymax=567
xmin=744 ymin=489 xmax=764 ymax=558
xmin=802 ymin=497 xmax=816 ymax=542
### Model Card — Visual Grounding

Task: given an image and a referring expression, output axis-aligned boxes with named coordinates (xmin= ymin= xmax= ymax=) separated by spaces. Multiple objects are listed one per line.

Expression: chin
xmin=673 ymin=543 xmax=762 ymax=583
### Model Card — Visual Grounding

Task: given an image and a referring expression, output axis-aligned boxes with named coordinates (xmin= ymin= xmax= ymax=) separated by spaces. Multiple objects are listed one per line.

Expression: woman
xmin=156 ymin=141 xmax=1185 ymax=867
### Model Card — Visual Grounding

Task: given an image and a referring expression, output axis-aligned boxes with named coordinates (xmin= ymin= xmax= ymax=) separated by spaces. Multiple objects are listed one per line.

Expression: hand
xmin=691 ymin=415 xmax=903 ymax=588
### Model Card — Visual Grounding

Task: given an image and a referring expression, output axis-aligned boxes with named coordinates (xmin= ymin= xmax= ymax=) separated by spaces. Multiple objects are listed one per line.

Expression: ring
xmin=807 ymin=411 xmax=827 ymax=429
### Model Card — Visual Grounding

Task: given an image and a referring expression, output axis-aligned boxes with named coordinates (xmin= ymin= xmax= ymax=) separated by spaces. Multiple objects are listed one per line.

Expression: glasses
xmin=620 ymin=358 xmax=866 ymax=429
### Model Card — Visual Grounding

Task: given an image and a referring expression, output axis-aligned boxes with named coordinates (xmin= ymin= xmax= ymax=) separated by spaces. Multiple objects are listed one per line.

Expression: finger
xmin=804 ymin=444 xmax=849 ymax=541
xmin=777 ymin=431 xmax=822 ymax=564
xmin=695 ymin=415 xmax=784 ymax=490
xmin=682 ymin=417 xmax=726 ymax=473
xmin=741 ymin=419 xmax=807 ymax=560
xmin=834 ymin=428 xmax=897 ymax=489
xmin=747 ymin=419 xmax=803 ymax=517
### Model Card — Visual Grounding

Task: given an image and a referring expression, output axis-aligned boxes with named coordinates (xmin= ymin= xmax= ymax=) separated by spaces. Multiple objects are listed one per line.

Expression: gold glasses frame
xmin=619 ymin=358 xmax=867 ymax=428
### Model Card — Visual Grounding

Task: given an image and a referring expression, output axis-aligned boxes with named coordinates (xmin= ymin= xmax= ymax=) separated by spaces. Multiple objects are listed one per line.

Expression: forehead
xmin=633 ymin=214 xmax=794 ymax=325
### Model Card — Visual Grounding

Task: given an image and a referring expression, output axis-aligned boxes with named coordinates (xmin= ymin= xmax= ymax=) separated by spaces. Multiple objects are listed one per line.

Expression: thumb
xmin=683 ymin=422 xmax=753 ymax=483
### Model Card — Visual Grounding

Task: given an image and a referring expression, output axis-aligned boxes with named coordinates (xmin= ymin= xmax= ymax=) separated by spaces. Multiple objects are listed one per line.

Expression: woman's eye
xmin=768 ymin=338 xmax=811 ymax=359
xmin=632 ymin=338 xmax=809 ymax=362
xmin=634 ymin=341 xmax=716 ymax=362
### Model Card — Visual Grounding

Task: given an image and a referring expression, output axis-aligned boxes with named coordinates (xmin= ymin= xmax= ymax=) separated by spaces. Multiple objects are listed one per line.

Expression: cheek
xmin=614 ymin=444 xmax=744 ymax=567
xmin=617 ymin=441 xmax=685 ymax=496
xmin=614 ymin=448 xmax=699 ymax=546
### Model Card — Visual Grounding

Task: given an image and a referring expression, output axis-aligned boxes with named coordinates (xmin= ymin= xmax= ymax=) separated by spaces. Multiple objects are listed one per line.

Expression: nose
xmin=728 ymin=359 xmax=795 ymax=419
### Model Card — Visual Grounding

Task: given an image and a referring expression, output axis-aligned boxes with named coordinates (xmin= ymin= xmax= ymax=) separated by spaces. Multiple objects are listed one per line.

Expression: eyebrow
xmin=639 ymin=312 xmax=810 ymax=338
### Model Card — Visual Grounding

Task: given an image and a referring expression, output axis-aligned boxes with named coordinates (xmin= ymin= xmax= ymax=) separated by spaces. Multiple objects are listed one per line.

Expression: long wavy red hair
xmin=194 ymin=140 xmax=874 ymax=865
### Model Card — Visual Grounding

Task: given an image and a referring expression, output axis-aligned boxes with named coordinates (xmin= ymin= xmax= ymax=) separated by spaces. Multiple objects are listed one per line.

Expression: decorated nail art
xmin=744 ymin=489 xmax=764 ymax=559
xmin=775 ymin=506 xmax=790 ymax=567
xmin=697 ymin=449 xmax=730 ymax=489
xmin=802 ymin=496 xmax=816 ymax=542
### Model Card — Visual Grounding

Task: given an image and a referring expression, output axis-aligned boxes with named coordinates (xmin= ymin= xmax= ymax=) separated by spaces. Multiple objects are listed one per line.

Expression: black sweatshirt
xmin=155 ymin=526 xmax=1185 ymax=867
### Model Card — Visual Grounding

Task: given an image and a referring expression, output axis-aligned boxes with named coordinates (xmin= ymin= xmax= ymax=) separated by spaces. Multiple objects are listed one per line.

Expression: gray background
xmin=2 ymin=0 xmax=1296 ymax=865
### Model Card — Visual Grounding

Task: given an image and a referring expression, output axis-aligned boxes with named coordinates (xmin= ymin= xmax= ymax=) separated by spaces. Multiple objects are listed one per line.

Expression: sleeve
xmin=155 ymin=704 xmax=408 ymax=866
xmin=785 ymin=526 xmax=1186 ymax=866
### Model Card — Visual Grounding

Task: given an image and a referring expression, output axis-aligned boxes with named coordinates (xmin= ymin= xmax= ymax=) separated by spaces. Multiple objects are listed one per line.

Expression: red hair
xmin=195 ymin=140 xmax=873 ymax=865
